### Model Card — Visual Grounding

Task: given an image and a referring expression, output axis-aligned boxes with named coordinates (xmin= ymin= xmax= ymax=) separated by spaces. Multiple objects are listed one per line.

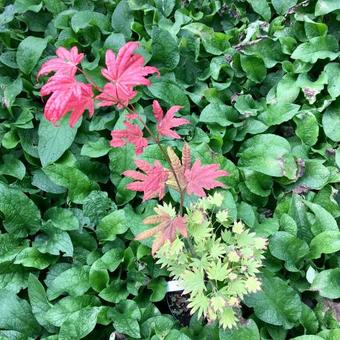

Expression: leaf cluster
xmin=0 ymin=0 xmax=339 ymax=338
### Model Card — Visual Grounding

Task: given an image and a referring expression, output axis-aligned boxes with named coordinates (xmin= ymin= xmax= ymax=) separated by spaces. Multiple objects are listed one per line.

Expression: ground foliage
xmin=0 ymin=0 xmax=340 ymax=339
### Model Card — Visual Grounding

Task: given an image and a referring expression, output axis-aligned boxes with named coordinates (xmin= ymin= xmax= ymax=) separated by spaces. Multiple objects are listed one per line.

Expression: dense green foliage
xmin=0 ymin=0 xmax=339 ymax=339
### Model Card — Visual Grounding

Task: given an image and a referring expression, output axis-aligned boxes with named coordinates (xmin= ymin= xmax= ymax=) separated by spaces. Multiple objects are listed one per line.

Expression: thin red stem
xmin=128 ymin=104 xmax=185 ymax=216
xmin=76 ymin=67 xmax=103 ymax=92
xmin=76 ymin=66 xmax=186 ymax=215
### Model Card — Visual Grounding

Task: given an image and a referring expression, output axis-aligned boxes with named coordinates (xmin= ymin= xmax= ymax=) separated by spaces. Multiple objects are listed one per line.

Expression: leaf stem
xmin=75 ymin=65 xmax=186 ymax=215
xmin=127 ymin=104 xmax=186 ymax=216
xmin=76 ymin=67 xmax=103 ymax=92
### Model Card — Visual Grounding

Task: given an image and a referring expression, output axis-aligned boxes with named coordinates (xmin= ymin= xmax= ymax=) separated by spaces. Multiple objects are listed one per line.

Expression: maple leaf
xmin=135 ymin=203 xmax=187 ymax=255
xmin=185 ymin=160 xmax=229 ymax=197
xmin=38 ymin=46 xmax=84 ymax=78
xmin=166 ymin=143 xmax=228 ymax=197
xmin=96 ymin=42 xmax=159 ymax=109
xmin=40 ymin=75 xmax=94 ymax=127
xmin=166 ymin=143 xmax=191 ymax=190
xmin=123 ymin=160 xmax=168 ymax=201
xmin=110 ymin=121 xmax=148 ymax=155
xmin=152 ymin=100 xmax=189 ymax=139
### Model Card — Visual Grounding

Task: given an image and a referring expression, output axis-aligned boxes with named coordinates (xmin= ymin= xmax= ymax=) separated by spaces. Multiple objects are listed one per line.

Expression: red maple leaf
xmin=96 ymin=42 xmax=159 ymax=109
xmin=38 ymin=46 xmax=84 ymax=78
xmin=110 ymin=121 xmax=148 ymax=155
xmin=40 ymin=75 xmax=94 ymax=127
xmin=123 ymin=160 xmax=168 ymax=201
xmin=135 ymin=205 xmax=187 ymax=255
xmin=152 ymin=100 xmax=189 ymax=139
xmin=184 ymin=160 xmax=229 ymax=197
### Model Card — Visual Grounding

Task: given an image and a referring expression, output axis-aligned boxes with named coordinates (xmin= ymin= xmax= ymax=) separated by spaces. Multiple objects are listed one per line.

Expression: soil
xmin=166 ymin=291 xmax=192 ymax=326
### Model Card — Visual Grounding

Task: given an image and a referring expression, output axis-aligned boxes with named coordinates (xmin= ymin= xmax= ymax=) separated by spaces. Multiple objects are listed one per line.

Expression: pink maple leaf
xmin=38 ymin=46 xmax=84 ymax=78
xmin=123 ymin=160 xmax=168 ymax=201
xmin=152 ymin=100 xmax=189 ymax=139
xmin=40 ymin=75 xmax=94 ymax=127
xmin=110 ymin=121 xmax=148 ymax=155
xmin=136 ymin=211 xmax=187 ymax=256
xmin=96 ymin=42 xmax=160 ymax=109
xmin=184 ymin=160 xmax=229 ymax=197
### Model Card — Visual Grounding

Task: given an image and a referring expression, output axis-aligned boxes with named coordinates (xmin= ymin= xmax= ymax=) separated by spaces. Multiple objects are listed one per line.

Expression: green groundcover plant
xmin=0 ymin=0 xmax=340 ymax=339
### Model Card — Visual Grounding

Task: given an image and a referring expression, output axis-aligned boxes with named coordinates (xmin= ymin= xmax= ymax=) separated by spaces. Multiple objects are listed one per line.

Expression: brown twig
xmin=233 ymin=35 xmax=269 ymax=51
xmin=286 ymin=0 xmax=310 ymax=16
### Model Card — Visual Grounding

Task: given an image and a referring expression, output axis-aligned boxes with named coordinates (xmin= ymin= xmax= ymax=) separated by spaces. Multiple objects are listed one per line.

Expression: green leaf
xmin=247 ymin=0 xmax=271 ymax=20
xmin=83 ymin=190 xmax=115 ymax=225
xmin=0 ymin=289 xmax=41 ymax=337
xmin=71 ymin=10 xmax=110 ymax=33
xmin=46 ymin=295 xmax=100 ymax=327
xmin=38 ymin=116 xmax=78 ymax=167
xmin=0 ymin=263 xmax=29 ymax=293
xmin=81 ymin=137 xmax=110 ymax=158
xmin=292 ymin=160 xmax=330 ymax=191
xmin=43 ymin=164 xmax=99 ymax=203
xmin=148 ymin=277 xmax=167 ymax=302
xmin=324 ymin=63 xmax=340 ymax=99
xmin=0 ymin=183 xmax=41 ymax=237
xmin=0 ymin=234 xmax=27 ymax=263
xmin=155 ymin=0 xmax=175 ymax=17
xmin=291 ymin=336 xmax=324 ymax=340
xmin=3 ymin=77 xmax=22 ymax=109
xmin=96 ymin=210 xmax=127 ymax=242
xmin=300 ymin=304 xmax=318 ymax=335
xmin=99 ymin=279 xmax=129 ymax=303
xmin=151 ymin=27 xmax=179 ymax=70
xmin=28 ymin=274 xmax=54 ymax=331
xmin=240 ymin=55 xmax=267 ymax=83
xmin=280 ymin=214 xmax=298 ymax=235
xmin=199 ymin=102 xmax=237 ymax=127
xmin=309 ymin=231 xmax=340 ymax=259
xmin=219 ymin=319 xmax=260 ymax=340
xmin=111 ymin=0 xmax=133 ymax=38
xmin=16 ymin=36 xmax=47 ymax=74
xmin=0 ymin=154 xmax=26 ymax=180
xmin=269 ymin=231 xmax=309 ymax=272
xmin=258 ymin=103 xmax=300 ymax=127
xmin=304 ymin=200 xmax=338 ymax=234
xmin=304 ymin=18 xmax=328 ymax=40
xmin=33 ymin=224 xmax=73 ymax=257
xmin=32 ymin=169 xmax=67 ymax=194
xmin=165 ymin=330 xmax=191 ymax=340
xmin=311 ymin=269 xmax=340 ymax=299
xmin=295 ymin=112 xmax=319 ymax=146
xmin=141 ymin=315 xmax=175 ymax=338
xmin=182 ymin=23 xmax=230 ymax=55
xmin=315 ymin=0 xmax=340 ymax=15
xmin=43 ymin=0 xmax=67 ymax=14
xmin=59 ymin=307 xmax=100 ymax=340
xmin=44 ymin=207 xmax=79 ymax=231
xmin=111 ymin=300 xmax=141 ymax=338
xmin=291 ymin=36 xmax=339 ymax=64
xmin=276 ymin=74 xmax=300 ymax=104
xmin=47 ymin=266 xmax=90 ymax=300
xmin=322 ymin=99 xmax=340 ymax=142
xmin=238 ymin=134 xmax=297 ymax=178
xmin=244 ymin=170 xmax=273 ymax=197
xmin=148 ymin=79 xmax=190 ymax=113
xmin=14 ymin=247 xmax=55 ymax=269
xmin=244 ymin=273 xmax=302 ymax=328
xmin=89 ymin=248 xmax=124 ymax=291
xmin=271 ymin=0 xmax=297 ymax=15
xmin=14 ymin=0 xmax=42 ymax=13
xmin=109 ymin=144 xmax=135 ymax=178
